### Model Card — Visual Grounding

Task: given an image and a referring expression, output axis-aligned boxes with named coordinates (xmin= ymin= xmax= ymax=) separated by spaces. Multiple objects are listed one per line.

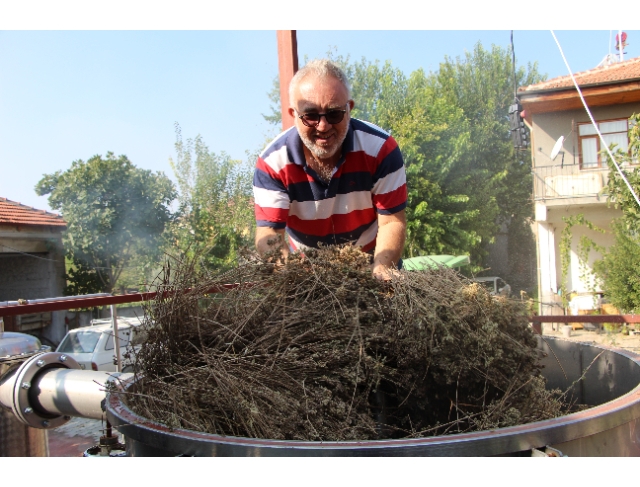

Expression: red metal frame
xmin=0 ymin=284 xmax=243 ymax=317
xmin=277 ymin=30 xmax=298 ymax=131
xmin=530 ymin=314 xmax=640 ymax=324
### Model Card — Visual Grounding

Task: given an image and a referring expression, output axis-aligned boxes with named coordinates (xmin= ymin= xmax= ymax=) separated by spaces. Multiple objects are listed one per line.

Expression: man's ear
xmin=348 ymin=100 xmax=355 ymax=110
xmin=288 ymin=107 xmax=296 ymax=118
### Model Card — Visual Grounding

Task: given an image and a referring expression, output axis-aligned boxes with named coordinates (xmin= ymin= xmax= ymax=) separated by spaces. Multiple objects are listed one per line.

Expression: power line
xmin=550 ymin=30 xmax=640 ymax=210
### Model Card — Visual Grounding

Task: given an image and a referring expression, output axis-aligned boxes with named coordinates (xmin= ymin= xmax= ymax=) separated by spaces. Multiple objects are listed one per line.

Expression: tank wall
xmin=537 ymin=337 xmax=640 ymax=406
xmin=108 ymin=338 xmax=640 ymax=457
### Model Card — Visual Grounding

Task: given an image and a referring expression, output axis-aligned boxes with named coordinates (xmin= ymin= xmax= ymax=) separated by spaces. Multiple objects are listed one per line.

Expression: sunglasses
xmin=295 ymin=105 xmax=349 ymax=127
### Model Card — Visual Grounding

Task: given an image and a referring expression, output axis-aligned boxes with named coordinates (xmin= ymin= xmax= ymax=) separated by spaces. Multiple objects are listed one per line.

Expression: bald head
xmin=288 ymin=59 xmax=351 ymax=106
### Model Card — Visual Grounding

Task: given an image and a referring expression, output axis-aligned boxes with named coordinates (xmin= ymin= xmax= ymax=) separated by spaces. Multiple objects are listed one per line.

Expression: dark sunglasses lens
xmin=325 ymin=110 xmax=345 ymax=124
xmin=302 ymin=114 xmax=321 ymax=124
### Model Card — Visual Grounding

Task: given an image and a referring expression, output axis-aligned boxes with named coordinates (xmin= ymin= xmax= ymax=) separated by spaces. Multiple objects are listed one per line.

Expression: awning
xmin=403 ymin=255 xmax=470 ymax=271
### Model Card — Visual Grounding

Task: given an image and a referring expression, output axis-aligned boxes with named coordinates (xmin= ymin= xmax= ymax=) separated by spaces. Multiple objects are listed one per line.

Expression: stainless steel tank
xmin=107 ymin=337 xmax=640 ymax=456
xmin=0 ymin=330 xmax=50 ymax=456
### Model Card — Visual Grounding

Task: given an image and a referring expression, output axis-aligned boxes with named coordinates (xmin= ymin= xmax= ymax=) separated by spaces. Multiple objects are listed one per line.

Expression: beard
xmin=299 ymin=126 xmax=349 ymax=161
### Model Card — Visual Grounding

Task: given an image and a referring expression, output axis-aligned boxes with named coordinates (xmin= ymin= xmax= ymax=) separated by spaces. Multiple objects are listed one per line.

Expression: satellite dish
xmin=550 ymin=136 xmax=565 ymax=161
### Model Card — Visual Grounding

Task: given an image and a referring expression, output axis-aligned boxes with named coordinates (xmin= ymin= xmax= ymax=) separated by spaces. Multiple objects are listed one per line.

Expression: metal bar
xmin=111 ymin=304 xmax=122 ymax=373
xmin=530 ymin=314 xmax=640 ymax=323
xmin=277 ymin=30 xmax=298 ymax=131
xmin=0 ymin=283 xmax=245 ymax=317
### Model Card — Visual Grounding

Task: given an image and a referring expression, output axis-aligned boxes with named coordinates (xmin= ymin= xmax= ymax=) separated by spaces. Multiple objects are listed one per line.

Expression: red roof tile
xmin=519 ymin=56 xmax=640 ymax=94
xmin=0 ymin=197 xmax=66 ymax=228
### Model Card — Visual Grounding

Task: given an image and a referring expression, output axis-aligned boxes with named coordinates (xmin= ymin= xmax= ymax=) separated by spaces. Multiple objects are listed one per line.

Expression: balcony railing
xmin=532 ymin=164 xmax=610 ymax=202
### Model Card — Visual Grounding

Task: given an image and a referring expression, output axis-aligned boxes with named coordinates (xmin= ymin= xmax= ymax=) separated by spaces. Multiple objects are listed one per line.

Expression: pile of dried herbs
xmin=126 ymin=245 xmax=564 ymax=440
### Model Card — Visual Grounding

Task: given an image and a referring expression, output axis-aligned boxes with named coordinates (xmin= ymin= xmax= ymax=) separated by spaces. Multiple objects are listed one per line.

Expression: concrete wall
xmin=531 ymin=102 xmax=640 ymax=169
xmin=0 ymin=226 xmax=67 ymax=345
xmin=534 ymin=204 xmax=621 ymax=315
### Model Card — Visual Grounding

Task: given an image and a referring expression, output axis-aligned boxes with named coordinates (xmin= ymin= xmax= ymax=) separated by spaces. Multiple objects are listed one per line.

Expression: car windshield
xmin=57 ymin=330 xmax=101 ymax=354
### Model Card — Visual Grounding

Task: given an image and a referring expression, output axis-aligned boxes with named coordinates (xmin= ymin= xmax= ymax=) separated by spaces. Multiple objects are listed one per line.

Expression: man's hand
xmin=372 ymin=210 xmax=406 ymax=280
xmin=372 ymin=264 xmax=402 ymax=281
xmin=255 ymin=226 xmax=289 ymax=263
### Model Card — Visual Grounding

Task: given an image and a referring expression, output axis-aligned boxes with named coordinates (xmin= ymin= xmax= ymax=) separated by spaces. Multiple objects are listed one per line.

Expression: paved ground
xmin=541 ymin=322 xmax=640 ymax=354
xmin=48 ymin=416 xmax=124 ymax=457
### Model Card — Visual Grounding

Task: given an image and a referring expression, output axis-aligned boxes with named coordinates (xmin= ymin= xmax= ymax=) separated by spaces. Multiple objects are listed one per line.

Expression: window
xmin=58 ymin=330 xmax=101 ymax=354
xmin=105 ymin=329 xmax=130 ymax=350
xmin=578 ymin=118 xmax=633 ymax=169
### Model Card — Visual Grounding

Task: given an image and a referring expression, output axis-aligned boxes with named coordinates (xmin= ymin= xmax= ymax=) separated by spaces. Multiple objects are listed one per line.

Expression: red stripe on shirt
xmin=255 ymin=205 xmax=289 ymax=223
xmin=376 ymin=137 xmax=399 ymax=162
xmin=372 ymin=184 xmax=407 ymax=210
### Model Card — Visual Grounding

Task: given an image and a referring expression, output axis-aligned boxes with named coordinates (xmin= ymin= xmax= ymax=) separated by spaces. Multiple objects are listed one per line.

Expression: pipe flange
xmin=11 ymin=351 xmax=81 ymax=429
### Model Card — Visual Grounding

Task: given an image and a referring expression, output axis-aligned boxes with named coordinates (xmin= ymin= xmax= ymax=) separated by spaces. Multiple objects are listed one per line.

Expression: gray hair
xmin=288 ymin=59 xmax=351 ymax=105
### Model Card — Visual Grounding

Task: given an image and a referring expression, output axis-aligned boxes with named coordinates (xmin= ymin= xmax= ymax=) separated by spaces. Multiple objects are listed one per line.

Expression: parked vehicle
xmin=56 ymin=316 xmax=146 ymax=372
xmin=473 ymin=277 xmax=511 ymax=296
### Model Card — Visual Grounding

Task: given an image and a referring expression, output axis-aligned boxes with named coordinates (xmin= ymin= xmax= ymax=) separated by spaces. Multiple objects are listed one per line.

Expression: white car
xmin=56 ymin=317 xmax=146 ymax=372
xmin=473 ymin=277 xmax=512 ymax=296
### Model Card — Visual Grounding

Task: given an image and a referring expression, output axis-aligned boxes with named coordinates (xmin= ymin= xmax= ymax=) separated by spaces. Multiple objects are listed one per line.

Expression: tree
xmin=592 ymin=113 xmax=640 ymax=311
xmin=36 ymin=152 xmax=177 ymax=294
xmin=167 ymin=124 xmax=255 ymax=270
xmin=594 ymin=219 xmax=640 ymax=312
xmin=430 ymin=43 xmax=544 ymax=283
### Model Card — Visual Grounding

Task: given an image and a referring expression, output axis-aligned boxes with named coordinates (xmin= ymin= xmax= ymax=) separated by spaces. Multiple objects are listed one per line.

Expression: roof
xmin=519 ymin=56 xmax=640 ymax=95
xmin=71 ymin=317 xmax=143 ymax=333
xmin=0 ymin=197 xmax=66 ymax=228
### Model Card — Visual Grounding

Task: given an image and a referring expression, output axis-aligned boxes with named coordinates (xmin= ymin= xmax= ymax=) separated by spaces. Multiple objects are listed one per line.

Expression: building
xmin=0 ymin=197 xmax=67 ymax=345
xmin=519 ymin=56 xmax=640 ymax=315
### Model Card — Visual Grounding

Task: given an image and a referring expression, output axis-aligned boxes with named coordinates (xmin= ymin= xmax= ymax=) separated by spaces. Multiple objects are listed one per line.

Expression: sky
xmin=1 ymin=6 xmax=638 ymax=213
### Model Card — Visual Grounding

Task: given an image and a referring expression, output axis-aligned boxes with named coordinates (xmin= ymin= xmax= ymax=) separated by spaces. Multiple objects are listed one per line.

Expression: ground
xmin=48 ymin=417 xmax=122 ymax=457
xmin=541 ymin=322 xmax=640 ymax=354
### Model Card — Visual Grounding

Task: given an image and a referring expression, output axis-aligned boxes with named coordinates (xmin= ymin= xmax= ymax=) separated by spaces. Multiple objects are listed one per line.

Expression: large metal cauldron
xmin=107 ymin=337 xmax=640 ymax=456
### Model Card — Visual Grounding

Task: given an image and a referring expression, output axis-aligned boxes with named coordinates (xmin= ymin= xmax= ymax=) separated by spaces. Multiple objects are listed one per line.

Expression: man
xmin=253 ymin=59 xmax=407 ymax=279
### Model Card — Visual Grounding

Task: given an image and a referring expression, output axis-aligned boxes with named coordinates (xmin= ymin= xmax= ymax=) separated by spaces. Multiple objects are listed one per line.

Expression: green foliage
xmin=167 ymin=124 xmax=255 ymax=270
xmin=36 ymin=152 xmax=176 ymax=294
xmin=603 ymin=113 xmax=640 ymax=233
xmin=558 ymin=214 xmax=605 ymax=307
xmin=335 ymin=46 xmax=543 ymax=270
xmin=593 ymin=219 xmax=640 ymax=313
xmin=592 ymin=113 xmax=640 ymax=311
xmin=262 ymin=77 xmax=282 ymax=126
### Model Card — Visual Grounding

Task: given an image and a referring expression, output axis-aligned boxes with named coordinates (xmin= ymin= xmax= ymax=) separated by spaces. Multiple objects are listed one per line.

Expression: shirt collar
xmin=287 ymin=119 xmax=355 ymax=168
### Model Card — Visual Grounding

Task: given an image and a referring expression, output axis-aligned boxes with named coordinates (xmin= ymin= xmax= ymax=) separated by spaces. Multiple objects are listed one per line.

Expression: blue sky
xmin=1 ymin=27 xmax=638 ymax=212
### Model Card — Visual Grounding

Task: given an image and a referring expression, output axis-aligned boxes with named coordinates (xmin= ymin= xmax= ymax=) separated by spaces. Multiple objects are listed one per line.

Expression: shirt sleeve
xmin=253 ymin=154 xmax=290 ymax=229
xmin=371 ymin=136 xmax=407 ymax=215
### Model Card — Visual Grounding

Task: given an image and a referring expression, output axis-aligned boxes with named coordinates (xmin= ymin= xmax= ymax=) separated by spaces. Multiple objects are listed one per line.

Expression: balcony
xmin=532 ymin=164 xmax=610 ymax=205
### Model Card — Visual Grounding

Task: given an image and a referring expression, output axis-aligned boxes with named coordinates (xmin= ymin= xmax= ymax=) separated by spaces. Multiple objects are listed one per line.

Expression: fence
xmin=532 ymin=164 xmax=610 ymax=201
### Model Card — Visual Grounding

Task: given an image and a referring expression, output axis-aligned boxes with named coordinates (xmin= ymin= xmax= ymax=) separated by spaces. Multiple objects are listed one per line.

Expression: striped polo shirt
xmin=253 ymin=118 xmax=407 ymax=253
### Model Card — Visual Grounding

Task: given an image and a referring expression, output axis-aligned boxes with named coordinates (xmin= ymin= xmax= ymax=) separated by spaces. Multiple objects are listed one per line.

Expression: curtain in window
xmin=581 ymin=137 xmax=598 ymax=168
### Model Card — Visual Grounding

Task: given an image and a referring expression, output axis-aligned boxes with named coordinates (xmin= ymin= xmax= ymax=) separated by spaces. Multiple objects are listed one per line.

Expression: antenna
xmin=550 ymin=136 xmax=564 ymax=161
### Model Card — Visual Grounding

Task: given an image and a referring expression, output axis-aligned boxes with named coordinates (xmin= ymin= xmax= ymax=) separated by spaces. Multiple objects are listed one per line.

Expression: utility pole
xmin=276 ymin=31 xmax=298 ymax=131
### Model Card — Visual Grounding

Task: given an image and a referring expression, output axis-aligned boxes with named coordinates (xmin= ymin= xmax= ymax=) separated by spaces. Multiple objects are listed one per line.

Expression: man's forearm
xmin=372 ymin=211 xmax=406 ymax=278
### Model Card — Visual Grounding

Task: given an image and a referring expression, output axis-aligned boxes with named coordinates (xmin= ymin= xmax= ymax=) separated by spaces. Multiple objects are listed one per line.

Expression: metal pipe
xmin=0 ymin=351 xmax=132 ymax=428
xmin=111 ymin=305 xmax=122 ymax=373
xmin=30 ymin=368 xmax=132 ymax=420
xmin=0 ymin=293 xmax=111 ymax=306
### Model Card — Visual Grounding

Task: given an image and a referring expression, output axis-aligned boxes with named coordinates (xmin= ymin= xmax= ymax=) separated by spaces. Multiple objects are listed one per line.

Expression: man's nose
xmin=316 ymin=115 xmax=332 ymax=131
